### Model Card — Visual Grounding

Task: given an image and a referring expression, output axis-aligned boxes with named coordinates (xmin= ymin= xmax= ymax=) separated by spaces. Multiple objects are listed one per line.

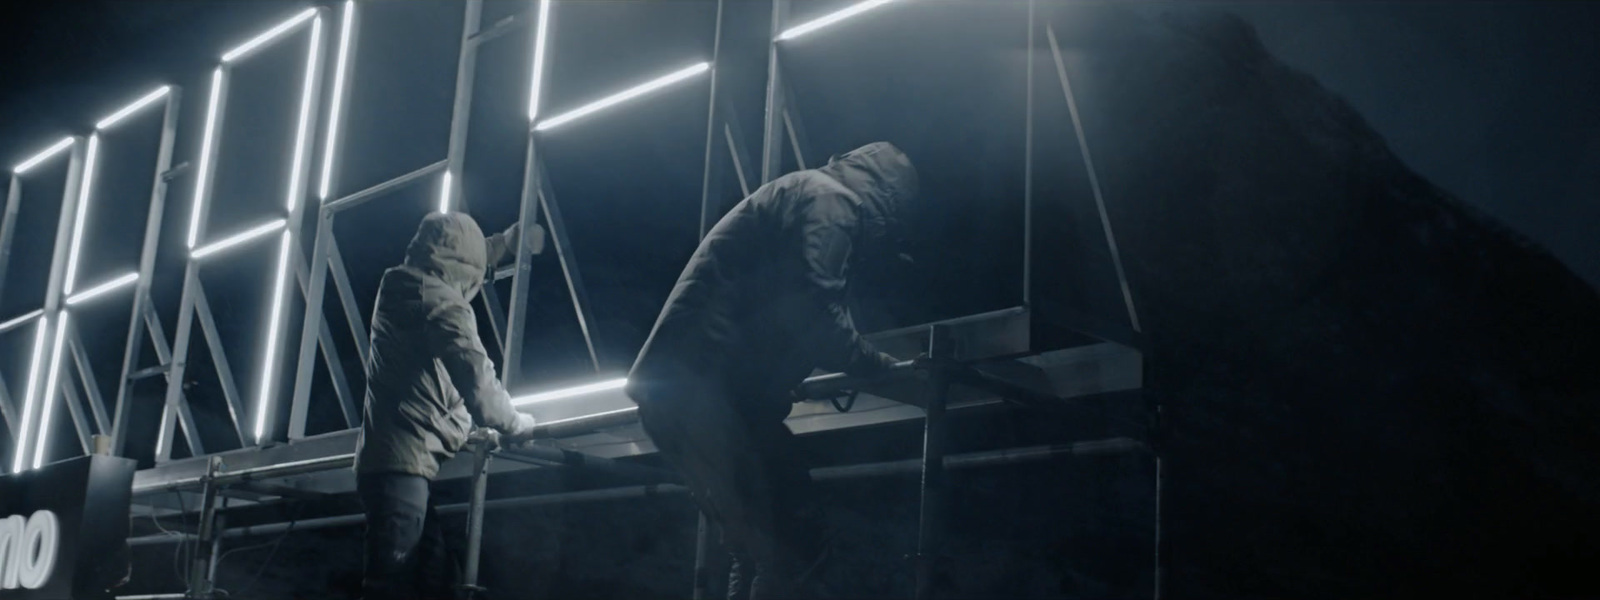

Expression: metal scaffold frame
xmin=0 ymin=1 xmax=1161 ymax=598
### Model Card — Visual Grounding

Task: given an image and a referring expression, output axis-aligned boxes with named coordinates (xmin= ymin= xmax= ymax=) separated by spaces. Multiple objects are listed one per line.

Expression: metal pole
xmin=759 ymin=0 xmax=789 ymax=184
xmin=287 ymin=213 xmax=335 ymax=439
xmin=0 ymin=176 xmax=22 ymax=306
xmin=503 ymin=133 xmax=542 ymax=386
xmin=698 ymin=0 xmax=727 ymax=239
xmin=693 ymin=513 xmax=711 ymax=600
xmin=187 ymin=456 xmax=223 ymax=597
xmin=1023 ymin=0 xmax=1035 ymax=309
xmin=443 ymin=0 xmax=484 ymax=212
xmin=1153 ymin=455 xmax=1163 ymax=600
xmin=914 ymin=325 xmax=953 ymax=600
xmin=108 ymin=82 xmax=178 ymax=454
xmin=460 ymin=441 xmax=492 ymax=599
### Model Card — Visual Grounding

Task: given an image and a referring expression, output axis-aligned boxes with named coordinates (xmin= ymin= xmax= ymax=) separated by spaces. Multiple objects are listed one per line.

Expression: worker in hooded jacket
xmin=628 ymin=142 xmax=918 ymax=599
xmin=356 ymin=212 xmax=543 ymax=600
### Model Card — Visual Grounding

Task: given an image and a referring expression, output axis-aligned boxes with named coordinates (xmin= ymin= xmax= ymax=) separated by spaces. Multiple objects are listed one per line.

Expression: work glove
xmin=505 ymin=412 xmax=539 ymax=443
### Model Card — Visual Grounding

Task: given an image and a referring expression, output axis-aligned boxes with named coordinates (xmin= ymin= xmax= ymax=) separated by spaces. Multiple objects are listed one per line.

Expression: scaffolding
xmin=0 ymin=1 xmax=1158 ymax=599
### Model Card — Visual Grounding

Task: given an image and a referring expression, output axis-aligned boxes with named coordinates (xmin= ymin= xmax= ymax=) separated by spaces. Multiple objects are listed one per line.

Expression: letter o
xmin=18 ymin=510 xmax=58 ymax=590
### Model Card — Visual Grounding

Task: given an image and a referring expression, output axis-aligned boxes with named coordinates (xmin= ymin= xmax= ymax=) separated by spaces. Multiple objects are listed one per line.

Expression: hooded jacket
xmin=356 ymin=213 xmax=523 ymax=477
xmin=628 ymin=142 xmax=918 ymax=408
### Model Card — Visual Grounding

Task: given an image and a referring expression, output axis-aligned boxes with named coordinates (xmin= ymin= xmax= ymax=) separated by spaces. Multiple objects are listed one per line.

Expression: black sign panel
xmin=0 ymin=455 xmax=135 ymax=600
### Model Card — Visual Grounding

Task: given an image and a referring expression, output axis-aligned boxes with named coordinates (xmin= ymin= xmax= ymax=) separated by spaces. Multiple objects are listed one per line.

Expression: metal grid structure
xmin=0 ymin=1 xmax=1158 ymax=598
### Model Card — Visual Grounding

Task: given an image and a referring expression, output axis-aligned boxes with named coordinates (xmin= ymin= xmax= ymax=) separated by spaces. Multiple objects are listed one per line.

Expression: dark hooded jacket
xmin=628 ymin=142 xmax=918 ymax=408
xmin=356 ymin=213 xmax=523 ymax=477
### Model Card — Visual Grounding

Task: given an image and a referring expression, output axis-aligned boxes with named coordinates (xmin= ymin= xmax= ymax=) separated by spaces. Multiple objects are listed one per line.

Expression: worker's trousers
xmin=634 ymin=379 xmax=825 ymax=588
xmin=358 ymin=473 xmax=459 ymax=600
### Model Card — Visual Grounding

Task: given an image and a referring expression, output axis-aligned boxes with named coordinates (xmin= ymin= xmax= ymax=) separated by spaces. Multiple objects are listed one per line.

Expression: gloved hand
xmin=523 ymin=222 xmax=547 ymax=256
xmin=504 ymin=412 xmax=539 ymax=443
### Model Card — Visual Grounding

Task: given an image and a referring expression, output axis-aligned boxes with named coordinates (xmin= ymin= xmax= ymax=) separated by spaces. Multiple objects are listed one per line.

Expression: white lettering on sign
xmin=0 ymin=510 xmax=59 ymax=591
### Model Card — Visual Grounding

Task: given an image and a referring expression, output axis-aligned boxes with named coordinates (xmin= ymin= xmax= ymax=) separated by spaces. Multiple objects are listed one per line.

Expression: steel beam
xmin=443 ymin=0 xmax=484 ymax=212
xmin=0 ymin=177 xmax=21 ymax=306
xmin=67 ymin=332 xmax=109 ymax=433
xmin=323 ymin=159 xmax=448 ymax=214
xmin=110 ymin=86 xmax=182 ymax=457
xmin=759 ymin=0 xmax=790 ymax=184
xmin=325 ymin=236 xmax=370 ymax=364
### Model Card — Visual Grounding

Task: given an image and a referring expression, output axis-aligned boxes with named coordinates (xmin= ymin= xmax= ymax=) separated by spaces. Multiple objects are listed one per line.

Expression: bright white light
xmin=0 ymin=309 xmax=43 ymax=333
xmin=777 ymin=0 xmax=901 ymax=41
xmin=253 ymin=232 xmax=294 ymax=442
xmin=32 ymin=312 xmax=72 ymax=469
xmin=436 ymin=170 xmax=453 ymax=214
xmin=535 ymin=62 xmax=711 ymax=131
xmin=12 ymin=137 xmax=74 ymax=175
xmin=223 ymin=7 xmax=317 ymax=63
xmin=11 ymin=316 xmax=50 ymax=472
xmin=526 ymin=0 xmax=553 ymax=121
xmin=317 ymin=1 xmax=356 ymax=201
xmin=188 ymin=69 xmax=225 ymax=249
xmin=65 ymin=272 xmax=139 ymax=306
xmin=511 ymin=377 xmax=629 ymax=406
xmin=284 ymin=16 xmax=324 ymax=214
xmin=191 ymin=219 xmax=288 ymax=260
xmin=62 ymin=135 xmax=102 ymax=296
xmin=95 ymin=86 xmax=172 ymax=130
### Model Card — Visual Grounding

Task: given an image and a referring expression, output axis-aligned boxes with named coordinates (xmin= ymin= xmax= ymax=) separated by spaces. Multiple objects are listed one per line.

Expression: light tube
xmin=526 ymin=0 xmax=553 ymax=121
xmin=62 ymin=135 xmax=101 ymax=296
xmin=65 ymin=272 xmax=139 ymax=306
xmin=317 ymin=1 xmax=356 ymax=201
xmin=511 ymin=377 xmax=629 ymax=406
xmin=534 ymin=62 xmax=710 ymax=131
xmin=223 ymin=7 xmax=317 ymax=63
xmin=252 ymin=231 xmax=294 ymax=442
xmin=284 ymin=16 xmax=324 ymax=214
xmin=96 ymin=86 xmax=172 ymax=131
xmin=777 ymin=0 xmax=901 ymax=41
xmin=31 ymin=312 xmax=71 ymax=469
xmin=437 ymin=170 xmax=452 ymax=214
xmin=12 ymin=137 xmax=74 ymax=175
xmin=0 ymin=309 xmax=43 ymax=333
xmin=11 ymin=316 xmax=50 ymax=472
xmin=191 ymin=219 xmax=288 ymax=260
xmin=188 ymin=69 xmax=225 ymax=249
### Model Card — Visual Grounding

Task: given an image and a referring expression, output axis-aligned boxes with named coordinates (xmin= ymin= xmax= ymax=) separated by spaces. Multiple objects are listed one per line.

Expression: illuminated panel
xmin=95 ymin=86 xmax=172 ymax=131
xmin=10 ymin=316 xmax=50 ymax=472
xmin=317 ymin=1 xmax=357 ymax=201
xmin=437 ymin=170 xmax=453 ymax=214
xmin=64 ymin=272 xmax=139 ymax=306
xmin=187 ymin=69 xmax=226 ymax=250
xmin=61 ymin=135 xmax=101 ymax=296
xmin=777 ymin=0 xmax=903 ymax=41
xmin=534 ymin=62 xmax=711 ymax=131
xmin=223 ymin=7 xmax=317 ymax=63
xmin=12 ymin=137 xmax=74 ymax=175
xmin=511 ymin=377 xmax=628 ymax=406
xmin=30 ymin=312 xmax=71 ymax=469
xmin=0 ymin=309 xmax=42 ymax=334
xmin=525 ymin=0 xmax=553 ymax=121
xmin=252 ymin=231 xmax=294 ymax=442
xmin=190 ymin=218 xmax=288 ymax=260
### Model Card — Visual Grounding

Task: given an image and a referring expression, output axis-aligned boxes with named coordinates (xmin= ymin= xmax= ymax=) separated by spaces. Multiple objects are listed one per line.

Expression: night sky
xmin=1 ymin=1 xmax=1594 ymax=288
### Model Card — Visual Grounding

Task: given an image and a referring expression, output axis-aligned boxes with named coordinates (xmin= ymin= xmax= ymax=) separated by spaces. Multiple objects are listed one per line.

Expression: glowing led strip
xmin=511 ymin=377 xmax=628 ymax=406
xmin=65 ymin=272 xmax=139 ymax=306
xmin=96 ymin=86 xmax=172 ymax=131
xmin=535 ymin=62 xmax=710 ymax=131
xmin=187 ymin=69 xmax=225 ymax=250
xmin=317 ymin=1 xmax=357 ymax=201
xmin=223 ymin=7 xmax=317 ymax=63
xmin=777 ymin=0 xmax=903 ymax=41
xmin=60 ymin=136 xmax=101 ymax=296
xmin=10 ymin=317 xmax=50 ymax=472
xmin=12 ymin=137 xmax=74 ymax=175
xmin=191 ymin=219 xmax=288 ymax=260
xmin=526 ymin=0 xmax=553 ymax=122
xmin=31 ymin=312 xmax=72 ymax=469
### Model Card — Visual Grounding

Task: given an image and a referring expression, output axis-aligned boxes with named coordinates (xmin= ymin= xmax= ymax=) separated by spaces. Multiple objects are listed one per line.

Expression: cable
xmin=829 ymin=390 xmax=859 ymax=413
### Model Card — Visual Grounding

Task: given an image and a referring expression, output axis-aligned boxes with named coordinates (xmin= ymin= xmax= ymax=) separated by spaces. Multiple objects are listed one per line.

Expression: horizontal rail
xmin=128 ymin=440 xmax=1147 ymax=546
xmin=324 ymin=159 xmax=448 ymax=213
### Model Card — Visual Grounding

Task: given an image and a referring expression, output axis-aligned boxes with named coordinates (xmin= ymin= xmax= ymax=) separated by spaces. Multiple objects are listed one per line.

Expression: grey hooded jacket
xmin=628 ymin=142 xmax=918 ymax=409
xmin=355 ymin=213 xmax=524 ymax=478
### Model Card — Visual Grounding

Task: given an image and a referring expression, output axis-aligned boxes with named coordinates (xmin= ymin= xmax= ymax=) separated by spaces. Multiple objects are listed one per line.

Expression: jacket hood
xmin=404 ymin=212 xmax=488 ymax=301
xmin=819 ymin=142 xmax=919 ymax=241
